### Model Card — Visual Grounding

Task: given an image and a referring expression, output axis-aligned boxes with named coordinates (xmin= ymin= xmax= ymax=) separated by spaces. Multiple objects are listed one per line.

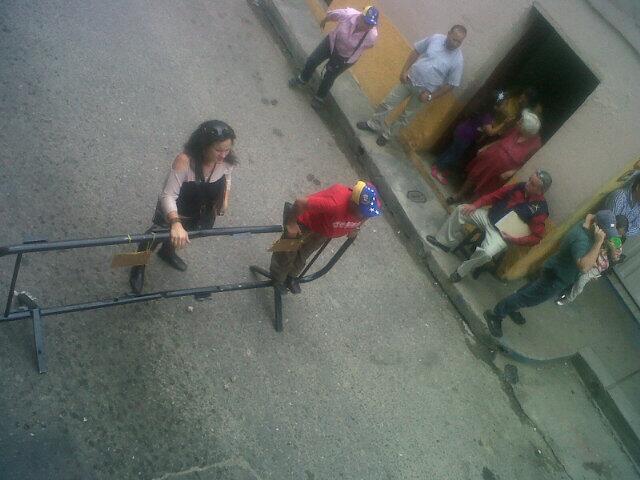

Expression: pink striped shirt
xmin=326 ymin=8 xmax=378 ymax=64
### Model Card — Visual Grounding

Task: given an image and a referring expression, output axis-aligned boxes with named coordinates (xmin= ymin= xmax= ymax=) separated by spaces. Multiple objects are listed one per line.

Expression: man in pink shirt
xmin=289 ymin=6 xmax=379 ymax=110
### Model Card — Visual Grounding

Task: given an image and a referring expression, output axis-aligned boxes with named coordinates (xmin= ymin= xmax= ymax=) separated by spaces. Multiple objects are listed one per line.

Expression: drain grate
xmin=407 ymin=190 xmax=427 ymax=203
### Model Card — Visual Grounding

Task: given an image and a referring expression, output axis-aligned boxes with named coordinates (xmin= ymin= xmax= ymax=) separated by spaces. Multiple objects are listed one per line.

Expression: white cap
xmin=520 ymin=109 xmax=541 ymax=136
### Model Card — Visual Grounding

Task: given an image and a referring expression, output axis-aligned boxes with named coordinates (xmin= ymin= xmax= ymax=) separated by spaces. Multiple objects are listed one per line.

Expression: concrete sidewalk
xmin=260 ymin=0 xmax=640 ymax=468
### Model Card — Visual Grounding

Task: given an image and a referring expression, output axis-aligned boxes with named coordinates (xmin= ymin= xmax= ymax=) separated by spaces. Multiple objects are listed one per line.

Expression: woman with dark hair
xmin=129 ymin=120 xmax=238 ymax=294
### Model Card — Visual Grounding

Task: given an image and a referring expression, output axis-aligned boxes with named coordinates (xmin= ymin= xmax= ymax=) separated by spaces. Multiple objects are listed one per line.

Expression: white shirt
xmin=408 ymin=34 xmax=464 ymax=92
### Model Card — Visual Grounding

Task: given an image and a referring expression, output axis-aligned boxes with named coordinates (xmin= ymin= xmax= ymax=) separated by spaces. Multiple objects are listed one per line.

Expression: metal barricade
xmin=0 ymin=226 xmax=354 ymax=373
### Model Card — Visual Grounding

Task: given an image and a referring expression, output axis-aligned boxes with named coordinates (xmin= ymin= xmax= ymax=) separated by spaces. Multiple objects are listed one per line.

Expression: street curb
xmin=257 ymin=0 xmax=639 ymax=461
xmin=573 ymin=348 xmax=640 ymax=466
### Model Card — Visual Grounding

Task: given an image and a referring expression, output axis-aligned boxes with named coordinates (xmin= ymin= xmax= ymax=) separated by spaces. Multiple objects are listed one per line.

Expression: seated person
xmin=556 ymin=214 xmax=627 ymax=305
xmin=426 ymin=170 xmax=552 ymax=282
xmin=430 ymin=92 xmax=499 ymax=185
xmin=451 ymin=109 xmax=543 ymax=202
xmin=490 ymin=87 xmax=542 ymax=138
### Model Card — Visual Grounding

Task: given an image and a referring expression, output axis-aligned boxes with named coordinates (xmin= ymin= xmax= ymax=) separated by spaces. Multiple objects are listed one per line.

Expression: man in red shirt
xmin=270 ymin=181 xmax=382 ymax=293
xmin=426 ymin=170 xmax=552 ymax=282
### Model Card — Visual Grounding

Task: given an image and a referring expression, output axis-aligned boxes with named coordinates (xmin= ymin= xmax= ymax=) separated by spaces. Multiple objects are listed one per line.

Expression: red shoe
xmin=431 ymin=165 xmax=449 ymax=185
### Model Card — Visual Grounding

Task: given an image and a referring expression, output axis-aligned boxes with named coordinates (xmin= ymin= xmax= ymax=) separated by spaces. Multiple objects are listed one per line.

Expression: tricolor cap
xmin=362 ymin=6 xmax=379 ymax=26
xmin=352 ymin=180 xmax=382 ymax=218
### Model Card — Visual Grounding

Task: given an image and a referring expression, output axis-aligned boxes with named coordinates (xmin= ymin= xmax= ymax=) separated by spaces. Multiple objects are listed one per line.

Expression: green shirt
xmin=543 ymin=223 xmax=594 ymax=285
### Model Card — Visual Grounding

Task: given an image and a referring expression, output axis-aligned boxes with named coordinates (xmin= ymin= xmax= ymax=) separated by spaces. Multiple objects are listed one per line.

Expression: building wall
xmin=376 ymin=0 xmax=640 ymax=223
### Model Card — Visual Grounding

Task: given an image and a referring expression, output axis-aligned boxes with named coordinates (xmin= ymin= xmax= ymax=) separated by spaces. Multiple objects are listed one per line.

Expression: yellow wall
xmin=308 ymin=0 xmax=464 ymax=151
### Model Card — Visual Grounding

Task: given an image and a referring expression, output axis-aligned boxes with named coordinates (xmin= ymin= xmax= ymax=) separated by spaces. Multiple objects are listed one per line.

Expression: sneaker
xmin=129 ymin=266 xmax=145 ymax=295
xmin=484 ymin=310 xmax=503 ymax=338
xmin=356 ymin=121 xmax=376 ymax=133
xmin=376 ymin=135 xmax=388 ymax=146
xmin=508 ymin=311 xmax=526 ymax=325
xmin=431 ymin=165 xmax=449 ymax=185
xmin=288 ymin=75 xmax=305 ymax=88
xmin=310 ymin=96 xmax=324 ymax=110
xmin=555 ymin=294 xmax=569 ymax=306
xmin=157 ymin=245 xmax=187 ymax=272
xmin=285 ymin=276 xmax=302 ymax=294
xmin=425 ymin=235 xmax=450 ymax=253
xmin=449 ymin=271 xmax=462 ymax=283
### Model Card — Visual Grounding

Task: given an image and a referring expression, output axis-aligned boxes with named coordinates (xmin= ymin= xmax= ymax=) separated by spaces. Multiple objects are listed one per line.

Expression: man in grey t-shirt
xmin=357 ymin=25 xmax=466 ymax=146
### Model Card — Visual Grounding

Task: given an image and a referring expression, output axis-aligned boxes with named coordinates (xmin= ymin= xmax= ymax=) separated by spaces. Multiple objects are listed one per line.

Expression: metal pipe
xmin=0 ymin=279 xmax=273 ymax=323
xmin=299 ymin=236 xmax=354 ymax=284
xmin=0 ymin=225 xmax=282 ymax=257
xmin=296 ymin=239 xmax=331 ymax=279
xmin=4 ymin=253 xmax=22 ymax=316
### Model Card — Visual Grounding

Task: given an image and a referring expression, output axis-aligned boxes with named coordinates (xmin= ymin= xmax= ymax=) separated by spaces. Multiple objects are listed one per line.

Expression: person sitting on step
xmin=426 ymin=170 xmax=552 ymax=283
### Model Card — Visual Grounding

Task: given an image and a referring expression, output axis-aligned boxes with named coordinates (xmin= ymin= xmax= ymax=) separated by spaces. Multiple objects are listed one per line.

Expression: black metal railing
xmin=0 ymin=226 xmax=354 ymax=373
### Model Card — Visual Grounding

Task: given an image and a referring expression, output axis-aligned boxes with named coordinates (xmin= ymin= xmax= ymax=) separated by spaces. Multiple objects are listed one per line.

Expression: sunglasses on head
xmin=205 ymin=123 xmax=233 ymax=138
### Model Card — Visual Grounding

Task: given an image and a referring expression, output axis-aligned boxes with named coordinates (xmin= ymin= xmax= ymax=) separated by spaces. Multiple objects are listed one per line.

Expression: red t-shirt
xmin=298 ymin=184 xmax=363 ymax=238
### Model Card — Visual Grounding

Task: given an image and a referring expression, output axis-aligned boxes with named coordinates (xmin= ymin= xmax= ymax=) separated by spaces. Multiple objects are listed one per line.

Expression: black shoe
xmin=356 ymin=121 xmax=376 ymax=133
xmin=484 ymin=310 xmax=503 ymax=338
xmin=157 ymin=246 xmax=187 ymax=271
xmin=425 ymin=235 xmax=450 ymax=253
xmin=509 ymin=311 xmax=526 ymax=325
xmin=376 ymin=135 xmax=388 ymax=146
xmin=129 ymin=266 xmax=145 ymax=294
xmin=449 ymin=272 xmax=462 ymax=283
xmin=288 ymin=75 xmax=305 ymax=88
xmin=285 ymin=276 xmax=302 ymax=294
xmin=310 ymin=96 xmax=324 ymax=110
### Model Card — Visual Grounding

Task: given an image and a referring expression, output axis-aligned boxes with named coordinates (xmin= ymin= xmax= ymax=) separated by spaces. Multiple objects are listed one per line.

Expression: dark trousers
xmin=435 ymin=136 xmax=472 ymax=170
xmin=269 ymin=227 xmax=328 ymax=283
xmin=300 ymin=36 xmax=352 ymax=99
xmin=493 ymin=269 xmax=568 ymax=319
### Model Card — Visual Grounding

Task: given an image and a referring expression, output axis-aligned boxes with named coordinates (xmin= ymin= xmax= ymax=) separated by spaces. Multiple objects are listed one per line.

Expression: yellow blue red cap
xmin=362 ymin=6 xmax=379 ymax=26
xmin=352 ymin=180 xmax=382 ymax=218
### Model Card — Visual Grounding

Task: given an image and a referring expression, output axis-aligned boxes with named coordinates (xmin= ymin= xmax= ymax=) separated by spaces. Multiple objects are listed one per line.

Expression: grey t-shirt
xmin=408 ymin=34 xmax=464 ymax=92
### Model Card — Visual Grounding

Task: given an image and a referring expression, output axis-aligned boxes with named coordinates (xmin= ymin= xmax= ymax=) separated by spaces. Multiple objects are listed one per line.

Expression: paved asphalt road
xmin=0 ymin=1 xmax=593 ymax=479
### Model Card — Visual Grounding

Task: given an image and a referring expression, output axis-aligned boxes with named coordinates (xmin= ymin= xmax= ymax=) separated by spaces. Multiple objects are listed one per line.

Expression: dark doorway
xmin=434 ymin=7 xmax=599 ymax=150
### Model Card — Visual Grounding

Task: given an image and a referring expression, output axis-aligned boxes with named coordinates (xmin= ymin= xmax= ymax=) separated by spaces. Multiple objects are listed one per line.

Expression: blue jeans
xmin=435 ymin=136 xmax=472 ymax=170
xmin=493 ymin=269 xmax=568 ymax=319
